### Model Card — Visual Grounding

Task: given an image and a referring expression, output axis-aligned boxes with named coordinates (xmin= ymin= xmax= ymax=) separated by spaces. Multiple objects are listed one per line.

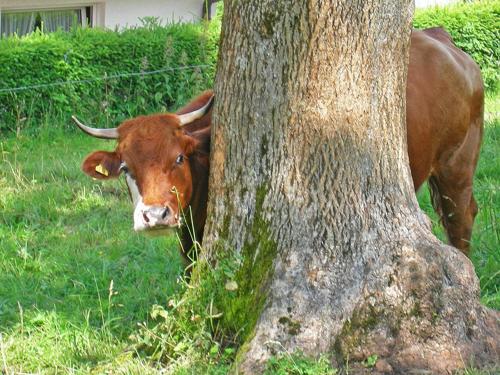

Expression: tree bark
xmin=203 ymin=1 xmax=499 ymax=373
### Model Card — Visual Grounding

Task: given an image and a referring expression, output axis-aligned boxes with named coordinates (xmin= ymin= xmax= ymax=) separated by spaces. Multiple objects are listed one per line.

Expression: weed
xmin=264 ymin=352 xmax=337 ymax=375
xmin=129 ymin=252 xmax=241 ymax=372
xmin=362 ymin=354 xmax=378 ymax=368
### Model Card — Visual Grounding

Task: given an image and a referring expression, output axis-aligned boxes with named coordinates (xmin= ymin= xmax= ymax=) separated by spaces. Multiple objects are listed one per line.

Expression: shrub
xmin=130 ymin=251 xmax=242 ymax=373
xmin=0 ymin=1 xmax=497 ymax=133
xmin=414 ymin=0 xmax=500 ymax=92
xmin=0 ymin=19 xmax=219 ymax=132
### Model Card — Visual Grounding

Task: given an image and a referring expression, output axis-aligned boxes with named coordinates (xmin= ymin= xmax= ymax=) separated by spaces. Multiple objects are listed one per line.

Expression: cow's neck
xmin=189 ymin=152 xmax=209 ymax=231
xmin=179 ymin=151 xmax=209 ymax=259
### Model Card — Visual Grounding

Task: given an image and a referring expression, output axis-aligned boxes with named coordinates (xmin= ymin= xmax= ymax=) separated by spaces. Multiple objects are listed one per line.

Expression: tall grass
xmin=0 ymin=123 xmax=183 ymax=372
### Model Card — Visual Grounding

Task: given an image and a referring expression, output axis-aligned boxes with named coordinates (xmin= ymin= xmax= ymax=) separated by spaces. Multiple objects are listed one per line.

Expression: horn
xmin=177 ymin=95 xmax=214 ymax=126
xmin=72 ymin=116 xmax=119 ymax=139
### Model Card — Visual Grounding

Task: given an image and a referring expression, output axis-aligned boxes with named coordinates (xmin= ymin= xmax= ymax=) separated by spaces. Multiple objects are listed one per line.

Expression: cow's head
xmin=73 ymin=96 xmax=213 ymax=234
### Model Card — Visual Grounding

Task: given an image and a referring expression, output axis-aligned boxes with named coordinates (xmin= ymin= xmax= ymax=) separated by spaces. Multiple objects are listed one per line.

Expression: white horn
xmin=177 ymin=95 xmax=214 ymax=126
xmin=72 ymin=116 xmax=119 ymax=139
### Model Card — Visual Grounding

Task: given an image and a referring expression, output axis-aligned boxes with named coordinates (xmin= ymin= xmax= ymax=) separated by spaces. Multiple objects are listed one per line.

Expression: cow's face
xmin=74 ymin=96 xmax=212 ymax=234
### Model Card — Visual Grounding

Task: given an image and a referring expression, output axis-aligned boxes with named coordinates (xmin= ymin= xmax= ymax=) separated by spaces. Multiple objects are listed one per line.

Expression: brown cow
xmin=407 ymin=28 xmax=483 ymax=254
xmin=74 ymin=28 xmax=483 ymax=258
xmin=74 ymin=92 xmax=214 ymax=263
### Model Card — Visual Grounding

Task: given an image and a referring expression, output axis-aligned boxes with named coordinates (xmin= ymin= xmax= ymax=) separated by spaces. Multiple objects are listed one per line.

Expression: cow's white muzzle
xmin=126 ymin=174 xmax=178 ymax=234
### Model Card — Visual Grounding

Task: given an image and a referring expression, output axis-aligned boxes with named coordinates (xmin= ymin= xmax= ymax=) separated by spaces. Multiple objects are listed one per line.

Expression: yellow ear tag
xmin=95 ymin=164 xmax=109 ymax=176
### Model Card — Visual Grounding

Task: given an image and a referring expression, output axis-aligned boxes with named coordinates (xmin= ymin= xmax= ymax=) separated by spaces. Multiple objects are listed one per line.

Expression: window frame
xmin=0 ymin=4 xmax=96 ymax=37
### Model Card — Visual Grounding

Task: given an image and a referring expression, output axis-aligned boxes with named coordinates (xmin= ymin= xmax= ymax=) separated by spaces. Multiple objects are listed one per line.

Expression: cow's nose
xmin=142 ymin=206 xmax=170 ymax=226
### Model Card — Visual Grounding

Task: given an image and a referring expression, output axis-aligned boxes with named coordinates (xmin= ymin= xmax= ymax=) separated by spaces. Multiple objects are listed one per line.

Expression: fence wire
xmin=0 ymin=64 xmax=211 ymax=94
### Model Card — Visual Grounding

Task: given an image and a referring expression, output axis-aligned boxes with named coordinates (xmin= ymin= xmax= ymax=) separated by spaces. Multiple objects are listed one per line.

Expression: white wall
xmin=415 ymin=0 xmax=459 ymax=7
xmin=104 ymin=0 xmax=204 ymax=29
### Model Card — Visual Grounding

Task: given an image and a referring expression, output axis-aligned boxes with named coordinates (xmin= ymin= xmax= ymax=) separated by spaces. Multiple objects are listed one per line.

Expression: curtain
xmin=1 ymin=12 xmax=36 ymax=37
xmin=40 ymin=10 xmax=81 ymax=33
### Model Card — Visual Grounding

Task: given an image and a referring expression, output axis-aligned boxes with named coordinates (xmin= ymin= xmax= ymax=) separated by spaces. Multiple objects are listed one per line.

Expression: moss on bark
xmin=215 ymin=185 xmax=278 ymax=343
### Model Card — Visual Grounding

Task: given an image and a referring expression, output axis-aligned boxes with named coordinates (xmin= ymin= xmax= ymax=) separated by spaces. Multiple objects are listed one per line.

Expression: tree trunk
xmin=203 ymin=1 xmax=499 ymax=373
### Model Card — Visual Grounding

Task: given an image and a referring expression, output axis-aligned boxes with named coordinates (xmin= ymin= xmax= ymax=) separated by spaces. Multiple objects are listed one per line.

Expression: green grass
xmin=0 ymin=102 xmax=498 ymax=372
xmin=264 ymin=353 xmax=337 ymax=375
xmin=0 ymin=122 xmax=183 ymax=373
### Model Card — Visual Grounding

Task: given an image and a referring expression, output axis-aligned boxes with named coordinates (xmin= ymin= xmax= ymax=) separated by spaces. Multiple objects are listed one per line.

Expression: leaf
xmin=225 ymin=280 xmax=238 ymax=291
xmin=173 ymin=341 xmax=188 ymax=353
xmin=209 ymin=344 xmax=219 ymax=356
xmin=363 ymin=354 xmax=378 ymax=368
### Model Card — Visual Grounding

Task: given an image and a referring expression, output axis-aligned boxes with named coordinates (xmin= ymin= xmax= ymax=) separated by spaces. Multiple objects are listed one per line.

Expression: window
xmin=0 ymin=7 xmax=93 ymax=37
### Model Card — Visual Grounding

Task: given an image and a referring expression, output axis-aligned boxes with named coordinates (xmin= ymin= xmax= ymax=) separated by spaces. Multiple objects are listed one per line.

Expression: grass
xmin=264 ymin=353 xmax=337 ymax=375
xmin=0 ymin=122 xmax=183 ymax=373
xmin=0 ymin=98 xmax=498 ymax=372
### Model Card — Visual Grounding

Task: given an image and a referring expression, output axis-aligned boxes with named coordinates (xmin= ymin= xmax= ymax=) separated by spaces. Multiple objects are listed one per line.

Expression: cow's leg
xmin=430 ymin=179 xmax=477 ymax=255
xmin=429 ymin=122 xmax=482 ymax=256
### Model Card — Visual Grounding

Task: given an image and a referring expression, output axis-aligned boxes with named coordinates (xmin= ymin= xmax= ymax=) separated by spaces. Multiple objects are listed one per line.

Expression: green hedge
xmin=0 ymin=19 xmax=220 ymax=132
xmin=414 ymin=0 xmax=499 ymax=92
xmin=0 ymin=1 xmax=497 ymax=132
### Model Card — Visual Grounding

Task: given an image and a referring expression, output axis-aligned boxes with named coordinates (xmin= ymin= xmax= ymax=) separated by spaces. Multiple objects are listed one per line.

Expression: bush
xmin=0 ymin=18 xmax=219 ymax=132
xmin=414 ymin=0 xmax=500 ymax=92
xmin=0 ymin=1 xmax=497 ymax=132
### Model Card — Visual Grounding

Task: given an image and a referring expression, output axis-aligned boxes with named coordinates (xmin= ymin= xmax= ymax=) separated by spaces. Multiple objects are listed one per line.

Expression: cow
xmin=407 ymin=28 xmax=483 ymax=255
xmin=73 ymin=27 xmax=483 ymax=259
xmin=73 ymin=92 xmax=214 ymax=264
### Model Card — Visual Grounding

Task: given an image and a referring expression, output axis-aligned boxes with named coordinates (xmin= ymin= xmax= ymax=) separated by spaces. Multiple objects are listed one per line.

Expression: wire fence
xmin=0 ymin=64 xmax=212 ymax=94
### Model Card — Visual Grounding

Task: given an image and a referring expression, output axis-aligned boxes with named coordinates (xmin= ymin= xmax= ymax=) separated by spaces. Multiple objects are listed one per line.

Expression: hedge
xmin=0 ymin=1 xmax=497 ymax=132
xmin=414 ymin=0 xmax=499 ymax=92
xmin=0 ymin=18 xmax=220 ymax=132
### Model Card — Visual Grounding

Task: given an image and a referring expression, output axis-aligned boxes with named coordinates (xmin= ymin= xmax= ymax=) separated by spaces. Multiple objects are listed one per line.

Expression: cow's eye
xmin=119 ymin=162 xmax=129 ymax=173
xmin=175 ymin=154 xmax=184 ymax=165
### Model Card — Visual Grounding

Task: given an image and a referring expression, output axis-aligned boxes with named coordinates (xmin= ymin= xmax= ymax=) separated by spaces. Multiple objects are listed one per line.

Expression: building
xmin=0 ymin=0 xmax=217 ymax=37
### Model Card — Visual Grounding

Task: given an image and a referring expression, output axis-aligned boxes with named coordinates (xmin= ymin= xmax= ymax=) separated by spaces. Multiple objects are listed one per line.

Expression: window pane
xmin=1 ymin=12 xmax=36 ymax=37
xmin=39 ymin=9 xmax=82 ymax=33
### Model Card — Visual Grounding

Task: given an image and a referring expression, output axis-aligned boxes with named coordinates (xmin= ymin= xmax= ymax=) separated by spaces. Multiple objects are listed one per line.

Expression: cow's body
xmin=76 ymin=28 xmax=483 ymax=258
xmin=407 ymin=28 xmax=483 ymax=253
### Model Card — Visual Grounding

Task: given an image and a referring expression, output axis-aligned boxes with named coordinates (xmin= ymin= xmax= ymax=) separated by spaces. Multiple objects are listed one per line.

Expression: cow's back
xmin=406 ymin=28 xmax=484 ymax=189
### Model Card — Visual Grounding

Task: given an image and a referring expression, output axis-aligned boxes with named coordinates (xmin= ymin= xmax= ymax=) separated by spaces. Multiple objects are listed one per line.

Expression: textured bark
xmin=203 ymin=1 xmax=499 ymax=373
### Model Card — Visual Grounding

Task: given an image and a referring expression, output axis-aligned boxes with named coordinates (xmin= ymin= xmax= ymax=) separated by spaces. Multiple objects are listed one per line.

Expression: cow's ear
xmin=82 ymin=151 xmax=121 ymax=180
xmin=184 ymin=126 xmax=210 ymax=155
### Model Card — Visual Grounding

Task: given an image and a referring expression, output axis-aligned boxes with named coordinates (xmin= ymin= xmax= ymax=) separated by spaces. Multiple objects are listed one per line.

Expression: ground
xmin=0 ymin=94 xmax=498 ymax=373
